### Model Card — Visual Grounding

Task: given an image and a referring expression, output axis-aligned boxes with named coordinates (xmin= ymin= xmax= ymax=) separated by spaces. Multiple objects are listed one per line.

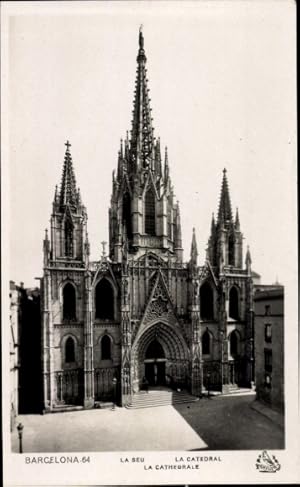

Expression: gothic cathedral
xmin=42 ymin=29 xmax=256 ymax=411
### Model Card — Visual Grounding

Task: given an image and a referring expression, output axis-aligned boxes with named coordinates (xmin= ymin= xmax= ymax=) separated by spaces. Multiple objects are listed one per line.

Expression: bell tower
xmin=207 ymin=168 xmax=243 ymax=272
xmin=42 ymin=141 xmax=93 ymax=412
xmin=109 ymin=28 xmax=183 ymax=262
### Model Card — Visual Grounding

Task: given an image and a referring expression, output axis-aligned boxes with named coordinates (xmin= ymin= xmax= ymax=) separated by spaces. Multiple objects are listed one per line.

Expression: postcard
xmin=2 ymin=1 xmax=298 ymax=485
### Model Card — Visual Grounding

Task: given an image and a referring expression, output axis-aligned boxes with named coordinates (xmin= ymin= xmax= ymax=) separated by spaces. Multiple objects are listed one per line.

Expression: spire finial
xmin=245 ymin=244 xmax=252 ymax=268
xmin=139 ymin=24 xmax=144 ymax=48
xmin=65 ymin=140 xmax=71 ymax=152
xmin=137 ymin=25 xmax=146 ymax=63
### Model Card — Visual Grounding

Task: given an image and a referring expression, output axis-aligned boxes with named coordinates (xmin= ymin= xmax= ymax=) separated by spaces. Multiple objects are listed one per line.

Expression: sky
xmin=4 ymin=0 xmax=297 ymax=288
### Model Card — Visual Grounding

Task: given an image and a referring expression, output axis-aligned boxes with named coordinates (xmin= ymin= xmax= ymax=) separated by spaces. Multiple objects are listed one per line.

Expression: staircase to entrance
xmin=126 ymin=387 xmax=199 ymax=409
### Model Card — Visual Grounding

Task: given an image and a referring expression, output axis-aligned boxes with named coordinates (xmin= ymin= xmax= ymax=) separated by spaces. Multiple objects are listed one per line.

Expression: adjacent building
xmin=41 ymin=29 xmax=260 ymax=411
xmin=254 ymin=286 xmax=284 ymax=413
xmin=10 ymin=281 xmax=19 ymax=430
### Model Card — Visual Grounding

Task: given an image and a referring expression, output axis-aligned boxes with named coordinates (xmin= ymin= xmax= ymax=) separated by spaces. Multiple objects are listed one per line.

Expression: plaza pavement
xmin=11 ymin=392 xmax=284 ymax=453
xmin=11 ymin=404 xmax=208 ymax=452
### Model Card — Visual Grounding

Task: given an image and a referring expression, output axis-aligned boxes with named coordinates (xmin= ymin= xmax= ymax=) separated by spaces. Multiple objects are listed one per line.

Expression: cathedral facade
xmin=41 ymin=30 xmax=257 ymax=411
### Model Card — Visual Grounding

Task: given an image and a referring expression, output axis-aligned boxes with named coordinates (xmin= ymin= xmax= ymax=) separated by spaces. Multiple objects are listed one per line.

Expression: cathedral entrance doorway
xmin=144 ymin=340 xmax=166 ymax=386
xmin=131 ymin=321 xmax=190 ymax=394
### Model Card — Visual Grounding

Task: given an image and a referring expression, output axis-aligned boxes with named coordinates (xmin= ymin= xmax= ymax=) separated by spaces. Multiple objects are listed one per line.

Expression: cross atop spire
xmin=217 ymin=168 xmax=233 ymax=225
xmin=65 ymin=140 xmax=71 ymax=151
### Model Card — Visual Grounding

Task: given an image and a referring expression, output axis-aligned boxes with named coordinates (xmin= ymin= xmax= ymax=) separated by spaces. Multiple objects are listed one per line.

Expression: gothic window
xmin=229 ymin=286 xmax=239 ymax=320
xmin=95 ymin=279 xmax=114 ymax=320
xmin=122 ymin=192 xmax=132 ymax=240
xmin=228 ymin=234 xmax=235 ymax=266
xmin=230 ymin=330 xmax=239 ymax=356
xmin=63 ymin=283 xmax=76 ymax=320
xmin=65 ymin=219 xmax=73 ymax=257
xmin=101 ymin=335 xmax=112 ymax=360
xmin=65 ymin=337 xmax=75 ymax=363
xmin=202 ymin=330 xmax=211 ymax=355
xmin=145 ymin=188 xmax=156 ymax=235
xmin=200 ymin=282 xmax=214 ymax=320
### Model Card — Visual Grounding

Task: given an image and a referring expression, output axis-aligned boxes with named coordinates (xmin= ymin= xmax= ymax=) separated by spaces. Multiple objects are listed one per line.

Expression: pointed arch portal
xmin=132 ymin=322 xmax=189 ymax=390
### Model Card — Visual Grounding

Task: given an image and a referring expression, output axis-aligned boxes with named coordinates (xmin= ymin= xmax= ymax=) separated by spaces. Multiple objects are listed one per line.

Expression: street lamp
xmin=17 ymin=422 xmax=24 ymax=453
xmin=112 ymin=377 xmax=117 ymax=410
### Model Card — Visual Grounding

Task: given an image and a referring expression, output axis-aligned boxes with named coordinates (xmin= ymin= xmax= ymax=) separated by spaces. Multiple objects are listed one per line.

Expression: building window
xmin=65 ymin=219 xmax=73 ymax=257
xmin=265 ymin=305 xmax=271 ymax=316
xmin=122 ymin=192 xmax=132 ymax=240
xmin=202 ymin=330 xmax=211 ymax=355
xmin=101 ymin=335 xmax=112 ymax=360
xmin=264 ymin=349 xmax=272 ymax=373
xmin=265 ymin=373 xmax=272 ymax=388
xmin=229 ymin=286 xmax=239 ymax=320
xmin=228 ymin=234 xmax=235 ymax=266
xmin=63 ymin=283 xmax=76 ymax=320
xmin=264 ymin=348 xmax=272 ymax=388
xmin=95 ymin=279 xmax=114 ymax=320
xmin=265 ymin=324 xmax=272 ymax=343
xmin=145 ymin=188 xmax=156 ymax=235
xmin=230 ymin=330 xmax=239 ymax=356
xmin=65 ymin=337 xmax=75 ymax=363
xmin=200 ymin=282 xmax=214 ymax=320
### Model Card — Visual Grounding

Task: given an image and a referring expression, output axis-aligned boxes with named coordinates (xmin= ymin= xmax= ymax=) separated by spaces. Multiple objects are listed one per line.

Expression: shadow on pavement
xmin=172 ymin=394 xmax=285 ymax=450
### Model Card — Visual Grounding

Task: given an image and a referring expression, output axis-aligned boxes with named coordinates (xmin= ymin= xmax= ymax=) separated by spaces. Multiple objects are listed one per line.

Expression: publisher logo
xmin=256 ymin=451 xmax=281 ymax=473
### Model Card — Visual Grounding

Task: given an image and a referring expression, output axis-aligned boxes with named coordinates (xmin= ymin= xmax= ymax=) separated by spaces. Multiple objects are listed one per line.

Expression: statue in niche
xmin=123 ymin=278 xmax=130 ymax=304
xmin=193 ymin=280 xmax=199 ymax=304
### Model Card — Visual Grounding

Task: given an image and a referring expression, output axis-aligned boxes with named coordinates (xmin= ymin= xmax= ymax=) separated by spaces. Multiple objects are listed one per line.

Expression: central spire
xmin=130 ymin=27 xmax=154 ymax=169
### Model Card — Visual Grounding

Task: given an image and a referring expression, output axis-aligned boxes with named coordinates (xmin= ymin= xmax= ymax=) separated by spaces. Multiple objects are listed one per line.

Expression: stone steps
xmin=126 ymin=390 xmax=199 ymax=409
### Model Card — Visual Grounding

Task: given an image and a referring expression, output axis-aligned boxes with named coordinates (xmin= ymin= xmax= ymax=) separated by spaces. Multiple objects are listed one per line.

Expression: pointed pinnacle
xmin=245 ymin=245 xmax=252 ymax=265
xmin=191 ymin=227 xmax=198 ymax=262
xmin=235 ymin=207 xmax=240 ymax=230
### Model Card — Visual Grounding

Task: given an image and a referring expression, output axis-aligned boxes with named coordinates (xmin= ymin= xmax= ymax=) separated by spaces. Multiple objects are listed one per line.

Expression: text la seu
xmin=120 ymin=456 xmax=201 ymax=463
